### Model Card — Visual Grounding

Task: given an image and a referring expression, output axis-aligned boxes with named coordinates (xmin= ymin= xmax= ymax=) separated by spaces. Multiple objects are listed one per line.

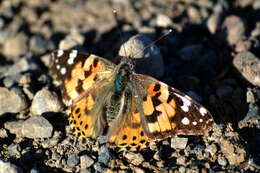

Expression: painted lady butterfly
xmin=51 ymin=49 xmax=214 ymax=150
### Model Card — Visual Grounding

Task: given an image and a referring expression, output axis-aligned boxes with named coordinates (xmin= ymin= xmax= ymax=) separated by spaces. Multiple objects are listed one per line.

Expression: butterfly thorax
xmin=114 ymin=62 xmax=132 ymax=92
xmin=107 ymin=59 xmax=134 ymax=125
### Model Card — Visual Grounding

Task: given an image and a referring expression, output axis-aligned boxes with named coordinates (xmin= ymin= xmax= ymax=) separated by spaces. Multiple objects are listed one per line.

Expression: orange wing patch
xmin=108 ymin=110 xmax=151 ymax=150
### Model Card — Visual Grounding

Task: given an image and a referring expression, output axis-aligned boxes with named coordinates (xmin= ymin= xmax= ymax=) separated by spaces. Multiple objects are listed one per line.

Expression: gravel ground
xmin=0 ymin=0 xmax=260 ymax=172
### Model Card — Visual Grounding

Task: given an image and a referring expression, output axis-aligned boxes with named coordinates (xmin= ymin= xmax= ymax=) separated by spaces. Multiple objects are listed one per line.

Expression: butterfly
xmin=50 ymin=49 xmax=214 ymax=150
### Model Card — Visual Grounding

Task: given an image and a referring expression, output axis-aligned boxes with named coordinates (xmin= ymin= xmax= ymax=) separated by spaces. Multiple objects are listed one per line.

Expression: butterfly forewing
xmin=51 ymin=49 xmax=116 ymax=138
xmin=135 ymin=74 xmax=213 ymax=140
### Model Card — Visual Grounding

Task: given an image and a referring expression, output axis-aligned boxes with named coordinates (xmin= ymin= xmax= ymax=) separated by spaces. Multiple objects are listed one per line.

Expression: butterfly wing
xmin=69 ymin=79 xmax=114 ymax=138
xmin=51 ymin=50 xmax=116 ymax=138
xmin=51 ymin=50 xmax=115 ymax=105
xmin=107 ymin=89 xmax=151 ymax=150
xmin=135 ymin=74 xmax=214 ymax=140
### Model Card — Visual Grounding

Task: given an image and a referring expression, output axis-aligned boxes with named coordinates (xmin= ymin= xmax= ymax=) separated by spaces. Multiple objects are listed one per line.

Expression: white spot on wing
xmin=199 ymin=107 xmax=207 ymax=116
xmin=181 ymin=117 xmax=190 ymax=125
xmin=67 ymin=50 xmax=78 ymax=65
xmin=199 ymin=119 xmax=203 ymax=122
xmin=192 ymin=121 xmax=197 ymax=125
xmin=175 ymin=93 xmax=191 ymax=112
xmin=60 ymin=67 xmax=66 ymax=75
xmin=181 ymin=105 xmax=189 ymax=112
xmin=57 ymin=50 xmax=64 ymax=57
xmin=56 ymin=65 xmax=60 ymax=69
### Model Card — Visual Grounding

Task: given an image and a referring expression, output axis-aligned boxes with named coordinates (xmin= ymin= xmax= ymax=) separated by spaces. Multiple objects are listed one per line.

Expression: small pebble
xmin=23 ymin=115 xmax=53 ymax=138
xmin=218 ymin=155 xmax=228 ymax=166
xmin=29 ymin=35 xmax=51 ymax=54
xmin=2 ymin=32 xmax=28 ymax=58
xmin=59 ymin=28 xmax=85 ymax=50
xmin=205 ymin=144 xmax=218 ymax=156
xmin=98 ymin=146 xmax=113 ymax=165
xmin=176 ymin=156 xmax=186 ymax=166
xmin=8 ymin=144 xmax=21 ymax=157
xmin=80 ymin=169 xmax=91 ymax=173
xmin=0 ymin=87 xmax=27 ymax=116
xmin=222 ymin=15 xmax=245 ymax=45
xmin=124 ymin=152 xmax=144 ymax=166
xmin=233 ymin=51 xmax=260 ymax=87
xmin=0 ymin=159 xmax=23 ymax=173
xmin=4 ymin=58 xmax=38 ymax=76
xmin=171 ymin=137 xmax=188 ymax=150
xmin=67 ymin=154 xmax=80 ymax=168
xmin=207 ymin=12 xmax=221 ymax=34
xmin=93 ymin=163 xmax=105 ymax=173
xmin=30 ymin=88 xmax=63 ymax=116
xmin=154 ymin=13 xmax=172 ymax=27
xmin=30 ymin=168 xmax=39 ymax=173
xmin=5 ymin=115 xmax=53 ymax=138
xmin=118 ymin=34 xmax=164 ymax=78
xmin=80 ymin=154 xmax=94 ymax=169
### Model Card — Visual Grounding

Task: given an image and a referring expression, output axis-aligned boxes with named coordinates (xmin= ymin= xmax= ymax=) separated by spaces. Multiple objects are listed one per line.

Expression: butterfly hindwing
xmin=69 ymin=79 xmax=114 ymax=138
xmin=107 ymin=89 xmax=151 ymax=150
xmin=135 ymin=74 xmax=214 ymax=140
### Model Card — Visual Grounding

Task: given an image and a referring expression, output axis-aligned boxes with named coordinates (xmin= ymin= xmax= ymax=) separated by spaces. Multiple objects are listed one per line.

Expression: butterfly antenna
xmin=133 ymin=29 xmax=172 ymax=58
xmin=113 ymin=10 xmax=128 ymax=58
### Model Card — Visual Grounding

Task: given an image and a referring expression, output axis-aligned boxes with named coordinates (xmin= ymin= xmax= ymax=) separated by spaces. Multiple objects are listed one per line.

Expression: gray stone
xmin=93 ymin=163 xmax=105 ymax=173
xmin=59 ymin=28 xmax=85 ymax=50
xmin=41 ymin=136 xmax=61 ymax=148
xmin=154 ymin=14 xmax=172 ymax=27
xmin=67 ymin=154 xmax=80 ymax=168
xmin=3 ymin=75 xmax=20 ymax=88
xmin=8 ymin=143 xmax=21 ymax=157
xmin=22 ymin=115 xmax=53 ymax=138
xmin=80 ymin=154 xmax=94 ymax=169
xmin=0 ymin=159 xmax=23 ymax=173
xmin=118 ymin=34 xmax=164 ymax=78
xmin=171 ymin=137 xmax=188 ymax=149
xmin=124 ymin=152 xmax=144 ymax=166
xmin=3 ymin=32 xmax=28 ymax=57
xmin=29 ymin=35 xmax=51 ymax=54
xmin=0 ymin=87 xmax=27 ymax=116
xmin=96 ymin=135 xmax=107 ymax=145
xmin=222 ymin=15 xmax=245 ymax=45
xmin=4 ymin=120 xmax=24 ymax=137
xmin=207 ymin=13 xmax=221 ymax=34
xmin=4 ymin=58 xmax=38 ymax=76
xmin=30 ymin=88 xmax=63 ymax=116
xmin=176 ymin=156 xmax=186 ymax=166
xmin=30 ymin=168 xmax=39 ymax=173
xmin=80 ymin=169 xmax=91 ymax=173
xmin=218 ymin=155 xmax=227 ymax=166
xmin=233 ymin=51 xmax=260 ymax=87
xmin=98 ymin=146 xmax=113 ymax=165
xmin=5 ymin=115 xmax=53 ymax=138
xmin=205 ymin=143 xmax=218 ymax=156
